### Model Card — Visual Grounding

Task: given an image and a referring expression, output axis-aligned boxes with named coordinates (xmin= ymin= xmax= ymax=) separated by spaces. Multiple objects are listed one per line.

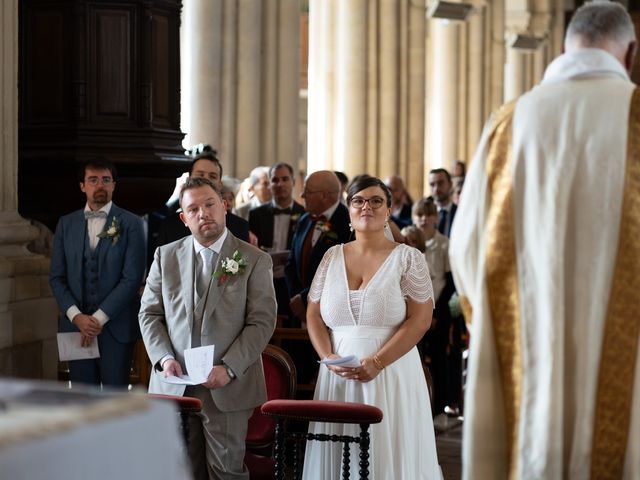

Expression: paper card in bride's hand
xmin=320 ymin=355 xmax=361 ymax=368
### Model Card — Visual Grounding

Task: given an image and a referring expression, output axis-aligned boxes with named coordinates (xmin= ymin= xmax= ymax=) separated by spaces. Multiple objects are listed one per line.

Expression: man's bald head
xmin=302 ymin=170 xmax=341 ymax=215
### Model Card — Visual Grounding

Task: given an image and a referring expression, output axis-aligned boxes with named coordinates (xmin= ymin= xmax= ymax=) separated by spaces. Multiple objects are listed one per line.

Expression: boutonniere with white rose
xmin=290 ymin=213 xmax=301 ymax=224
xmin=97 ymin=216 xmax=121 ymax=245
xmin=213 ymin=250 xmax=248 ymax=286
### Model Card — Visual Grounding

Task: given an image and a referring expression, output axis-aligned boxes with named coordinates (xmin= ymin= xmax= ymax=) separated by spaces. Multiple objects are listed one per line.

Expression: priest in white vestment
xmin=449 ymin=3 xmax=640 ymax=479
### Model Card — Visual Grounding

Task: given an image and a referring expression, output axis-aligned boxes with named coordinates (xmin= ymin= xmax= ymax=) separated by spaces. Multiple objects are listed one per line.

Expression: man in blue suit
xmin=50 ymin=159 xmax=146 ymax=387
xmin=428 ymin=168 xmax=457 ymax=237
xmin=285 ymin=170 xmax=351 ymax=324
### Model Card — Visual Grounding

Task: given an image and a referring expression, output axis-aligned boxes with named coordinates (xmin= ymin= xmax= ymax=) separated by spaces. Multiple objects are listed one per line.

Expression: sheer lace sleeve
xmin=400 ymin=246 xmax=434 ymax=305
xmin=308 ymin=246 xmax=338 ymax=303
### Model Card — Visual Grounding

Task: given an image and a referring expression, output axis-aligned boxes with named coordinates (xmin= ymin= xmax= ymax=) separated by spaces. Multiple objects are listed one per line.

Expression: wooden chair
xmin=245 ymin=344 xmax=297 ymax=479
xmin=146 ymin=393 xmax=203 ymax=451
xmin=269 ymin=327 xmax=317 ymax=398
xmin=261 ymin=399 xmax=384 ymax=480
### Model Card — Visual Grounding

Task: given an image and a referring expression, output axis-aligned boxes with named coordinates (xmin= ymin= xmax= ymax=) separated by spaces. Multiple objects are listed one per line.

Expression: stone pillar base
xmin=0 ymin=220 xmax=59 ymax=380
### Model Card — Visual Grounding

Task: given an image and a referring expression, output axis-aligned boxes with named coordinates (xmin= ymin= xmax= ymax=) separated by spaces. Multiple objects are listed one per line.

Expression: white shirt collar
xmin=84 ymin=201 xmax=112 ymax=215
xmin=438 ymin=201 xmax=453 ymax=213
xmin=271 ymin=199 xmax=294 ymax=210
xmin=541 ymin=48 xmax=629 ymax=85
xmin=193 ymin=227 xmax=228 ymax=255
xmin=320 ymin=200 xmax=341 ymax=220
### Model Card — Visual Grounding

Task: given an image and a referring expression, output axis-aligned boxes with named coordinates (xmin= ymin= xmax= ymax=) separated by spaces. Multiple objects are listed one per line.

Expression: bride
xmin=303 ymin=175 xmax=442 ymax=479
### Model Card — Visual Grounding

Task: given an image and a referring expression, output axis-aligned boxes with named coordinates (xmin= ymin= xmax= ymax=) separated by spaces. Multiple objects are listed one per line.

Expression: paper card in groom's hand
xmin=160 ymin=345 xmax=215 ymax=385
xmin=57 ymin=333 xmax=100 ymax=361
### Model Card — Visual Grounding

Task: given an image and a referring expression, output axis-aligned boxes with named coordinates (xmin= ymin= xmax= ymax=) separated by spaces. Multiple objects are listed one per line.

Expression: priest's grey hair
xmin=565 ymin=1 xmax=636 ymax=50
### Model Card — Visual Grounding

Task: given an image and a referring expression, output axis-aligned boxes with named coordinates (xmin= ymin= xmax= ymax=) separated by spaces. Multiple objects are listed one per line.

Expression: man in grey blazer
xmin=139 ymin=176 xmax=276 ymax=479
xmin=50 ymin=159 xmax=146 ymax=387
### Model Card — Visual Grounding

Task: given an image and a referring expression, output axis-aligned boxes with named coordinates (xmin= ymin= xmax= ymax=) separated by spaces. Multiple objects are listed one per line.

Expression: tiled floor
xmin=435 ymin=414 xmax=463 ymax=480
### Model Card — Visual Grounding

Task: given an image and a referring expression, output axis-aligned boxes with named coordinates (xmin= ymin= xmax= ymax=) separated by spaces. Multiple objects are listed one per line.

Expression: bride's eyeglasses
xmin=350 ymin=196 xmax=386 ymax=209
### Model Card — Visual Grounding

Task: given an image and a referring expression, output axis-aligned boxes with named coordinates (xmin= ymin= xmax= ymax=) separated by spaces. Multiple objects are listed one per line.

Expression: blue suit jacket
xmin=49 ymin=204 xmax=146 ymax=343
xmin=285 ymin=203 xmax=351 ymax=306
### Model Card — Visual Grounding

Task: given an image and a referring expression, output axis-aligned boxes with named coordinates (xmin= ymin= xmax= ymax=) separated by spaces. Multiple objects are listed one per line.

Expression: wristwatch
xmin=224 ymin=363 xmax=236 ymax=380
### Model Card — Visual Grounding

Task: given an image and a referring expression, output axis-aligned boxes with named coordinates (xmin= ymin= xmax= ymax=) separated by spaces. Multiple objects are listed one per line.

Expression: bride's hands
xmin=329 ymin=357 xmax=382 ymax=383
xmin=354 ymin=357 xmax=381 ymax=382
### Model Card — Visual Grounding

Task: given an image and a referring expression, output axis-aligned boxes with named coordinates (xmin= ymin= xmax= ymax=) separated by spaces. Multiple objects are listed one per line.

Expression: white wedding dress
xmin=302 ymin=244 xmax=443 ymax=480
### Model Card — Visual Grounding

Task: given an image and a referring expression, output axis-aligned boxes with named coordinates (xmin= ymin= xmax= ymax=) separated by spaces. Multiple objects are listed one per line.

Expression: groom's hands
xmin=161 ymin=358 xmax=184 ymax=377
xmin=202 ymin=365 xmax=232 ymax=389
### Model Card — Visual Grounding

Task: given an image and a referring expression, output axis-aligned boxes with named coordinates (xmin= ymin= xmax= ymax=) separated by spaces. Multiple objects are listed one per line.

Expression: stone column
xmin=307 ymin=0 xmax=427 ymax=199
xmin=181 ymin=0 xmax=300 ymax=179
xmin=504 ymin=1 xmax=554 ymax=100
xmin=0 ymin=0 xmax=58 ymax=379
xmin=504 ymin=47 xmax=529 ymax=101
xmin=426 ymin=19 xmax=461 ymax=173
xmin=425 ymin=0 xmax=508 ymax=178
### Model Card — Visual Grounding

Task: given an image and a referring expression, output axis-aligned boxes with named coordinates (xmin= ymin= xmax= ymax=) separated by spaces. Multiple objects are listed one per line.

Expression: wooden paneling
xmin=23 ymin=8 xmax=70 ymax=124
xmin=91 ymin=8 xmax=133 ymax=120
xmin=18 ymin=0 xmax=185 ymax=230
xmin=152 ymin=14 xmax=170 ymax=126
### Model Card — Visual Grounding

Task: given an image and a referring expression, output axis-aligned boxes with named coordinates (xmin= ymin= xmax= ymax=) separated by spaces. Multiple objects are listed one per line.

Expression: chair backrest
xmin=246 ymin=344 xmax=297 ymax=450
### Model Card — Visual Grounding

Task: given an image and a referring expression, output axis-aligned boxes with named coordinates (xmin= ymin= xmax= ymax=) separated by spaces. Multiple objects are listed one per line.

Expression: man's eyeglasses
xmin=84 ymin=177 xmax=113 ymax=186
xmin=350 ymin=196 xmax=386 ymax=209
xmin=302 ymin=189 xmax=324 ymax=196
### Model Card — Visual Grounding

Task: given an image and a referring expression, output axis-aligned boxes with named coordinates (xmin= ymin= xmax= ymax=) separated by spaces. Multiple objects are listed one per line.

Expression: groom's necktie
xmin=193 ymin=248 xmax=216 ymax=348
xmin=197 ymin=248 xmax=215 ymax=300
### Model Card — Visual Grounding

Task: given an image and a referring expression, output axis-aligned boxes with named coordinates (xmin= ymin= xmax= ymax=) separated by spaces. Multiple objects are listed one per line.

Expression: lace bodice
xmin=308 ymin=244 xmax=433 ymax=328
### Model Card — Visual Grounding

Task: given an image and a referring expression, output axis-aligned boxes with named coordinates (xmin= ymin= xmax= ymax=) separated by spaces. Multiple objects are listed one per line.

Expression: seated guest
xmin=157 ymin=151 xmax=250 ymax=246
xmin=384 ymin=175 xmax=413 ymax=228
xmin=400 ymin=225 xmax=426 ymax=253
xmin=412 ymin=197 xmax=456 ymax=415
xmin=285 ymin=171 xmax=351 ymax=325
xmin=333 ymin=171 xmax=349 ymax=204
xmin=428 ymin=168 xmax=456 ymax=237
xmin=234 ymin=166 xmax=271 ymax=220
xmin=249 ymin=162 xmax=305 ymax=316
xmin=220 ymin=176 xmax=241 ymax=212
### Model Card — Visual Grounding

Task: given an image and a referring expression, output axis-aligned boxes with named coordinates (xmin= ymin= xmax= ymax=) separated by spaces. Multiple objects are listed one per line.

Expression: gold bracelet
xmin=373 ymin=355 xmax=385 ymax=371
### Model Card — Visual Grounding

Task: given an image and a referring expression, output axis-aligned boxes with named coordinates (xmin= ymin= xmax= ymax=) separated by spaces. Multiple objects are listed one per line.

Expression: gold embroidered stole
xmin=590 ymin=87 xmax=640 ymax=479
xmin=481 ymin=100 xmax=522 ymax=479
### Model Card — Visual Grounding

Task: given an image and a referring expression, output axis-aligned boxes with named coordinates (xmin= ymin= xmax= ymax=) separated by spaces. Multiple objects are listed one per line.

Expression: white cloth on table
xmin=302 ymin=244 xmax=442 ymax=480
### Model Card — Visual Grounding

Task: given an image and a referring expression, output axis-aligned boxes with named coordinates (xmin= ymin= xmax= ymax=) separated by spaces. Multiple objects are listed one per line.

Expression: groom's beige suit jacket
xmin=139 ymin=231 xmax=276 ymax=412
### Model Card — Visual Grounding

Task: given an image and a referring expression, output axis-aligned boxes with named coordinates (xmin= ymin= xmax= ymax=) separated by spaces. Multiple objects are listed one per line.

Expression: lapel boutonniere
xmin=213 ymin=250 xmax=248 ymax=286
xmin=97 ymin=216 xmax=121 ymax=245
xmin=290 ymin=213 xmax=301 ymax=224
xmin=315 ymin=220 xmax=338 ymax=240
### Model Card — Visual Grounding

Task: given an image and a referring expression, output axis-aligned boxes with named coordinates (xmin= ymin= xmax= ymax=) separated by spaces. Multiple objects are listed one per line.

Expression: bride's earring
xmin=349 ymin=222 xmax=353 ymax=232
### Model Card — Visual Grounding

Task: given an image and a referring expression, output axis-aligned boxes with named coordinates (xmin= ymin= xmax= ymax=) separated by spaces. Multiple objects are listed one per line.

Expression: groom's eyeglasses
xmin=350 ymin=196 xmax=386 ymax=209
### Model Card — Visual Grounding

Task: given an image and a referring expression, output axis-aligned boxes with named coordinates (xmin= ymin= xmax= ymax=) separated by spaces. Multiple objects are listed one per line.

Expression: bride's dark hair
xmin=346 ymin=175 xmax=392 ymax=208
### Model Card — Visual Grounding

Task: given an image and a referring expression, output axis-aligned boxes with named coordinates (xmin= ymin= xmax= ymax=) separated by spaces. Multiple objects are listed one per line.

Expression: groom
xmin=139 ymin=176 xmax=276 ymax=479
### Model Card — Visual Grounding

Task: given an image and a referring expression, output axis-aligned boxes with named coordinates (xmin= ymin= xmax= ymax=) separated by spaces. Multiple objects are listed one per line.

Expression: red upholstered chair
xmin=260 ymin=399 xmax=384 ymax=480
xmin=244 ymin=344 xmax=297 ymax=479
xmin=146 ymin=393 xmax=203 ymax=450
